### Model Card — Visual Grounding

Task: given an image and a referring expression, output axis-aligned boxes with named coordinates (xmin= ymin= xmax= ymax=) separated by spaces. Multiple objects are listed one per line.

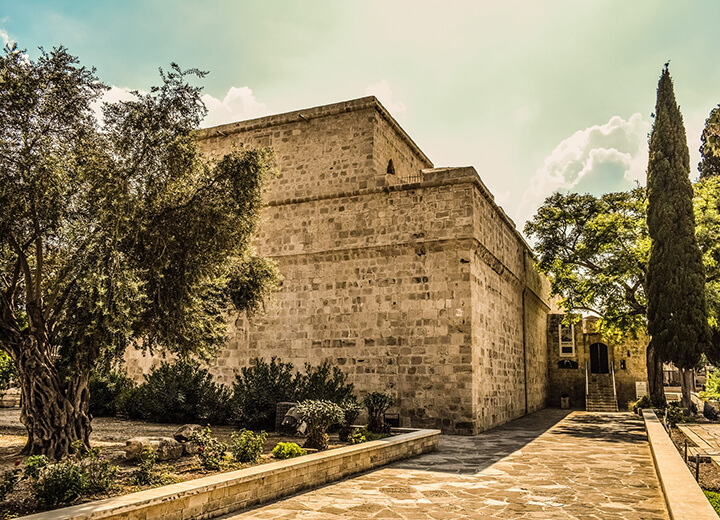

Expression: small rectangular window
xmin=559 ymin=323 xmax=575 ymax=357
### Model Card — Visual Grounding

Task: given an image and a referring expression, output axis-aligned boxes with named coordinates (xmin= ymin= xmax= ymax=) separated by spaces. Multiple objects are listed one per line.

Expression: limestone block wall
xmin=124 ymin=96 xmax=552 ymax=434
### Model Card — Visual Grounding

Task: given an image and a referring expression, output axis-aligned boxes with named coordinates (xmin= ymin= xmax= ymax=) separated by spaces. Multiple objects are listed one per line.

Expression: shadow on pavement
xmin=390 ymin=408 xmax=573 ymax=475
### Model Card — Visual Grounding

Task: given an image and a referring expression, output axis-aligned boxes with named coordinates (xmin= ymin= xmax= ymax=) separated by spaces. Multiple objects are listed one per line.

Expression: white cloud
xmin=516 ymin=113 xmax=651 ymax=227
xmin=200 ymin=87 xmax=269 ymax=128
xmin=0 ymin=29 xmax=10 ymax=46
xmin=365 ymin=80 xmax=406 ymax=114
xmin=90 ymin=86 xmax=139 ymax=124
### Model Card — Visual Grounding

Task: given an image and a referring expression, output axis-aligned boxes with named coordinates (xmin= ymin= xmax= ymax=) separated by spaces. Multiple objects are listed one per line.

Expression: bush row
xmin=89 ymin=357 xmax=356 ymax=429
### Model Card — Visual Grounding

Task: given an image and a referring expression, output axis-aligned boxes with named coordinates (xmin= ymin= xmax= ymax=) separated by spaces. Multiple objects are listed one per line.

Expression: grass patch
xmin=704 ymin=490 xmax=720 ymax=517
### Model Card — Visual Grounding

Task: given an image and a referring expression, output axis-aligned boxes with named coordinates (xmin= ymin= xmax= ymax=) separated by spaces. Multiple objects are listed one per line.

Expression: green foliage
xmin=114 ymin=385 xmax=144 ymax=419
xmin=665 ymin=401 xmax=686 ymax=428
xmin=131 ymin=447 xmax=178 ymax=487
xmin=133 ymin=360 xmax=232 ymax=424
xmin=189 ymin=426 xmax=228 ymax=470
xmin=0 ymin=352 xmax=15 ymax=392
xmin=704 ymin=490 xmax=720 ymax=515
xmin=295 ymin=400 xmax=344 ymax=451
xmin=231 ymin=357 xmax=298 ymax=429
xmin=699 ymin=105 xmax=720 ymax=179
xmin=230 ymin=429 xmax=267 ymax=463
xmin=89 ymin=368 xmax=135 ymax=417
xmin=647 ymin=64 xmax=709 ymax=375
xmin=271 ymin=442 xmax=306 ymax=459
xmin=75 ymin=447 xmax=117 ymax=495
xmin=23 ymin=456 xmax=49 ymax=481
xmin=31 ymin=461 xmax=87 ymax=507
xmin=349 ymin=429 xmax=366 ymax=444
xmin=0 ymin=469 xmax=20 ymax=502
xmin=694 ymin=177 xmax=720 ymax=363
xmin=699 ymin=370 xmax=720 ymax=401
xmin=338 ymin=398 xmax=363 ymax=442
xmin=629 ymin=394 xmax=654 ymax=413
xmin=296 ymin=360 xmax=355 ymax=403
xmin=349 ymin=427 xmax=389 ymax=444
xmin=524 ymin=189 xmax=649 ymax=340
xmin=0 ymin=44 xmax=277 ymax=456
xmin=364 ymin=392 xmax=394 ymax=434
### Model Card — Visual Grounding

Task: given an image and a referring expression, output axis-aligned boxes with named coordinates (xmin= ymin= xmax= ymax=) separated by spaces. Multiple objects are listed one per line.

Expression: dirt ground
xmin=0 ymin=408 xmax=316 ymax=474
xmin=671 ymin=426 xmax=720 ymax=491
xmin=0 ymin=407 xmax=343 ymax=516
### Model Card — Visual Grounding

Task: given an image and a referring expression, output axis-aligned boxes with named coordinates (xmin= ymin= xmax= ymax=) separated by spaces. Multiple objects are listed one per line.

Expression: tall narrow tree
xmin=646 ymin=64 xmax=709 ymax=411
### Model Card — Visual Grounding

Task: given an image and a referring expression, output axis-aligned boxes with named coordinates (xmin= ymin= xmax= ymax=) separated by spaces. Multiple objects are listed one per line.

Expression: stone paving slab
xmin=220 ymin=409 xmax=668 ymax=520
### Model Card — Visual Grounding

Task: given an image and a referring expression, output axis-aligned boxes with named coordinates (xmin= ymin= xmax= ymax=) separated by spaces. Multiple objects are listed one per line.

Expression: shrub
xmin=131 ymin=447 xmax=178 ymax=487
xmin=628 ymin=393 xmax=654 ymax=413
xmin=78 ymin=448 xmax=118 ymax=495
xmin=338 ymin=398 xmax=363 ymax=442
xmin=271 ymin=442 xmax=306 ymax=459
xmin=23 ymin=455 xmax=49 ymax=481
xmin=231 ymin=357 xmax=298 ymax=429
xmin=31 ymin=461 xmax=87 ymax=507
xmin=349 ymin=426 xmax=388 ymax=444
xmin=700 ymin=370 xmax=720 ymax=401
xmin=89 ymin=368 xmax=136 ymax=417
xmin=665 ymin=401 xmax=686 ymax=428
xmin=134 ymin=360 xmax=232 ymax=424
xmin=363 ymin=392 xmax=394 ymax=434
xmin=348 ymin=429 xmax=366 ymax=444
xmin=115 ymin=384 xmax=144 ymax=419
xmin=0 ymin=469 xmax=20 ymax=501
xmin=190 ymin=426 xmax=228 ymax=470
xmin=295 ymin=400 xmax=344 ymax=451
xmin=230 ymin=429 xmax=267 ymax=463
xmin=296 ymin=361 xmax=355 ymax=403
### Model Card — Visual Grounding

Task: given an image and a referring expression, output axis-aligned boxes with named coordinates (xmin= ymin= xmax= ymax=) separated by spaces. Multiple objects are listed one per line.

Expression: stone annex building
xmin=125 ymin=97 xmax=648 ymax=434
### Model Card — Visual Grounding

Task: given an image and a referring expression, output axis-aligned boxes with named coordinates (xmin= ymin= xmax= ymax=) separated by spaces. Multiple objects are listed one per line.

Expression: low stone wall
xmin=642 ymin=409 xmax=717 ymax=520
xmin=18 ymin=428 xmax=440 ymax=520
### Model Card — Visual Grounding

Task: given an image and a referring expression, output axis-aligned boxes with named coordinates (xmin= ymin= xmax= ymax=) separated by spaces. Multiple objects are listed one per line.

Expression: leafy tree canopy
xmin=524 ymin=189 xmax=649 ymax=341
xmin=0 ymin=44 xmax=279 ymax=457
xmin=699 ymin=105 xmax=720 ymax=179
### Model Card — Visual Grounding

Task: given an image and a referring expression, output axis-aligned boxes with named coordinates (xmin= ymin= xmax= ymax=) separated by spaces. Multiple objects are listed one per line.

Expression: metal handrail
xmin=611 ymin=361 xmax=618 ymax=410
xmin=585 ymin=361 xmax=589 ymax=410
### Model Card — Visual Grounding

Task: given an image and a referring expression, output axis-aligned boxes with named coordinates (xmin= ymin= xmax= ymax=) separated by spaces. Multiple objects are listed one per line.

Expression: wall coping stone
xmin=17 ymin=428 xmax=440 ymax=520
xmin=642 ymin=409 xmax=717 ymax=520
xmin=196 ymin=96 xmax=434 ymax=169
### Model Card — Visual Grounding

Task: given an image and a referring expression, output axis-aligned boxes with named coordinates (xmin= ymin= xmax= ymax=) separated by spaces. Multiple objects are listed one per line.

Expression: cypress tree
xmin=699 ymin=105 xmax=720 ymax=178
xmin=646 ymin=64 xmax=709 ymax=410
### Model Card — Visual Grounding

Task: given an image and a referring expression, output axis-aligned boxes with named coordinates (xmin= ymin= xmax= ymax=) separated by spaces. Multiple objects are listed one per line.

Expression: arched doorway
xmin=590 ymin=343 xmax=609 ymax=374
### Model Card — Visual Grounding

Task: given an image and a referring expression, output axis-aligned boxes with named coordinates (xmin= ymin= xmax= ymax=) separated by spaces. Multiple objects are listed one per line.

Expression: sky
xmin=3 ymin=1 xmax=720 ymax=230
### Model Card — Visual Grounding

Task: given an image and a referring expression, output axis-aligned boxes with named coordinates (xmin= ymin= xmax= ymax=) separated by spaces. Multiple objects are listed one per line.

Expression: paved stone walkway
xmin=222 ymin=409 xmax=668 ymax=520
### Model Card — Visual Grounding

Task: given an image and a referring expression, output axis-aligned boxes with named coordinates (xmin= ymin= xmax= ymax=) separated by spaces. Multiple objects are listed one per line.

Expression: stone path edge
xmin=17 ymin=428 xmax=440 ymax=520
xmin=642 ymin=409 xmax=717 ymax=520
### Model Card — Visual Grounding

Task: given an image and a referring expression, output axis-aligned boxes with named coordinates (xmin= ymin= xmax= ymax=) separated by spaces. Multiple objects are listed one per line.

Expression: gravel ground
xmin=671 ymin=426 xmax=720 ymax=491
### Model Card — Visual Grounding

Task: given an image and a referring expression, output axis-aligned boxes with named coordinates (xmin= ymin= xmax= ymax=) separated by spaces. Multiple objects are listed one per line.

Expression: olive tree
xmin=0 ymin=45 xmax=278 ymax=458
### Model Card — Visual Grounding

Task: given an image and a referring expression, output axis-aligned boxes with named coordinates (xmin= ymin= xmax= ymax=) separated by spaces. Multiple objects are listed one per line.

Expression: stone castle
xmin=125 ymin=97 xmax=646 ymax=433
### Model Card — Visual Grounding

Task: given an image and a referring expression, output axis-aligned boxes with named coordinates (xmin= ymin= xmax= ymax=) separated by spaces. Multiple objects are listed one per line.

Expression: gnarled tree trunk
xmin=15 ymin=338 xmax=91 ymax=460
xmin=646 ymin=338 xmax=666 ymax=408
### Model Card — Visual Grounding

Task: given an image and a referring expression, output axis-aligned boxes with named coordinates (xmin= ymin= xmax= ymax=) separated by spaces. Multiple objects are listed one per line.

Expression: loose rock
xmin=125 ymin=437 xmax=184 ymax=461
xmin=174 ymin=424 xmax=202 ymax=442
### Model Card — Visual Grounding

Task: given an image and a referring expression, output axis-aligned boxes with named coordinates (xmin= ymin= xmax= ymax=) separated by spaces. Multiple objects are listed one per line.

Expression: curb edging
xmin=18 ymin=428 xmax=440 ymax=520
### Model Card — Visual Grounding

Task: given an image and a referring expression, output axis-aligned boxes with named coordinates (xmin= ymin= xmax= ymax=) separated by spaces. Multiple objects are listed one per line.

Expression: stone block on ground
xmin=173 ymin=424 xmax=202 ymax=442
xmin=125 ymin=437 xmax=184 ymax=461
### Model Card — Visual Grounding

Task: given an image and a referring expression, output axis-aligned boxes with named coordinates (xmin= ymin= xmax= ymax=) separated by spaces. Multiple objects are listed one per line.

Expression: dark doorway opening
xmin=590 ymin=343 xmax=609 ymax=374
